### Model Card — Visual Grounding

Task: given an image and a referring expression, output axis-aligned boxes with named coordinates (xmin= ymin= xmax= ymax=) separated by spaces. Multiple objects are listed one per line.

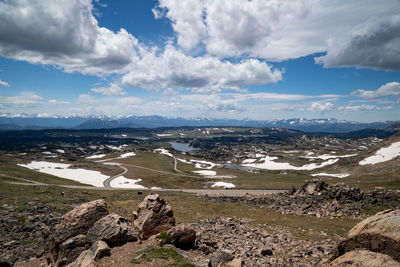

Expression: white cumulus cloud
xmin=155 ymin=0 xmax=400 ymax=70
xmin=352 ymin=82 xmax=400 ymax=99
xmin=122 ymin=44 xmax=282 ymax=90
xmin=91 ymin=83 xmax=127 ymax=96
xmin=0 ymin=91 xmax=42 ymax=105
xmin=0 ymin=0 xmax=138 ymax=75
xmin=307 ymin=102 xmax=334 ymax=112
xmin=0 ymin=79 xmax=10 ymax=87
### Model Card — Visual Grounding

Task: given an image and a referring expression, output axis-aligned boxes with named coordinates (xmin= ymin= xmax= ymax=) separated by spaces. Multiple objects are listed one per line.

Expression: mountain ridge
xmin=0 ymin=114 xmax=399 ymax=133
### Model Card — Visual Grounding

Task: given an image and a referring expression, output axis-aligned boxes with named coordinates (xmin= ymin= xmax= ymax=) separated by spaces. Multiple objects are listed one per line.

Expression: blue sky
xmin=0 ymin=0 xmax=399 ymax=122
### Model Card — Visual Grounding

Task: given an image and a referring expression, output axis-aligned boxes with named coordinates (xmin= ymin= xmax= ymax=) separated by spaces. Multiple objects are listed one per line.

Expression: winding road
xmin=96 ymin=155 xmax=202 ymax=189
xmin=102 ymin=165 xmax=128 ymax=188
xmin=3 ymin=175 xmax=285 ymax=196
xmin=6 ymin=153 xmax=286 ymax=195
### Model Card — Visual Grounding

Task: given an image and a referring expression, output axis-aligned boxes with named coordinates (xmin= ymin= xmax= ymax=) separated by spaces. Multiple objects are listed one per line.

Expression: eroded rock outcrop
xmin=328 ymin=249 xmax=399 ymax=267
xmin=86 ymin=214 xmax=138 ymax=246
xmin=68 ymin=240 xmax=110 ymax=267
xmin=45 ymin=199 xmax=109 ymax=266
xmin=132 ymin=194 xmax=175 ymax=240
xmin=167 ymin=224 xmax=196 ymax=249
xmin=332 ymin=209 xmax=400 ymax=262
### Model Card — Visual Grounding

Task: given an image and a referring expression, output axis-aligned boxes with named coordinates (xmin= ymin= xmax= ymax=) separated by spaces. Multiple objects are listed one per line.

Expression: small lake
xmin=169 ymin=142 xmax=200 ymax=152
xmin=221 ymin=163 xmax=257 ymax=171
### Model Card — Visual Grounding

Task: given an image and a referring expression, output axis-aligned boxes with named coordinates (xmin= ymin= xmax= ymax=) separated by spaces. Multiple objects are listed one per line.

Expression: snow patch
xmin=301 ymin=154 xmax=357 ymax=160
xmin=359 ymin=141 xmax=400 ymax=165
xmin=86 ymin=154 xmax=106 ymax=159
xmin=242 ymin=155 xmax=338 ymax=170
xmin=154 ymin=148 xmax=173 ymax=157
xmin=311 ymin=173 xmax=350 ymax=178
xmin=18 ymin=161 xmax=109 ymax=187
xmin=211 ymin=182 xmax=235 ymax=188
xmin=193 ymin=170 xmax=217 ymax=176
xmin=109 ymin=176 xmax=146 ymax=189
xmin=242 ymin=159 xmax=257 ymax=164
xmin=56 ymin=149 xmax=65 ymax=153
xmin=117 ymin=152 xmax=136 ymax=159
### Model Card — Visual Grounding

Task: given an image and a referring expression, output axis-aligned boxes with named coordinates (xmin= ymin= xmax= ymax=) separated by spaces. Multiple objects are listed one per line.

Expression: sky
xmin=0 ymin=0 xmax=399 ymax=122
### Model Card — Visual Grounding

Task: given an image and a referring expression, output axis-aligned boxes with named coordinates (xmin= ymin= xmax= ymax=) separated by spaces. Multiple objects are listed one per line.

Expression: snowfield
xmin=242 ymin=159 xmax=257 ymax=163
xmin=359 ymin=141 xmax=400 ymax=165
xmin=18 ymin=161 xmax=109 ymax=187
xmin=311 ymin=173 xmax=350 ymax=178
xmin=242 ymin=155 xmax=338 ymax=170
xmin=154 ymin=148 xmax=173 ymax=157
xmin=109 ymin=176 xmax=146 ymax=189
xmin=193 ymin=170 xmax=217 ymax=176
xmin=211 ymin=182 xmax=235 ymax=188
xmin=177 ymin=158 xmax=219 ymax=169
xmin=86 ymin=154 xmax=106 ymax=159
xmin=117 ymin=152 xmax=136 ymax=159
xmin=301 ymin=153 xmax=357 ymax=160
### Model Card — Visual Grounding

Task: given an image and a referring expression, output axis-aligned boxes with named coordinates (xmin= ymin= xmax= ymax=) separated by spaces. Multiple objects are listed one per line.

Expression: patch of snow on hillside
xmin=302 ymin=154 xmax=357 ymax=160
xmin=190 ymin=160 xmax=219 ymax=169
xmin=211 ymin=182 xmax=235 ymax=188
xmin=18 ymin=161 xmax=109 ymax=187
xmin=154 ymin=148 xmax=173 ymax=157
xmin=109 ymin=176 xmax=146 ymax=189
xmin=242 ymin=155 xmax=338 ymax=171
xmin=193 ymin=170 xmax=217 ymax=176
xmin=86 ymin=154 xmax=106 ymax=159
xmin=311 ymin=173 xmax=350 ymax=178
xmin=157 ymin=133 xmax=172 ymax=137
xmin=56 ymin=149 xmax=65 ymax=153
xmin=117 ymin=152 xmax=136 ymax=159
xmin=242 ymin=159 xmax=257 ymax=164
xmin=359 ymin=141 xmax=400 ymax=165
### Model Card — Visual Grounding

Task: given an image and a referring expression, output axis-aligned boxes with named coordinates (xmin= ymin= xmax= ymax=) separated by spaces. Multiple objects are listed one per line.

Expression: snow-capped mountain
xmin=0 ymin=114 xmax=398 ymax=133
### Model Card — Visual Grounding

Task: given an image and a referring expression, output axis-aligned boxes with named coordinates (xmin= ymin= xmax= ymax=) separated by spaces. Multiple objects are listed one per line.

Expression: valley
xmin=0 ymin=126 xmax=399 ymax=266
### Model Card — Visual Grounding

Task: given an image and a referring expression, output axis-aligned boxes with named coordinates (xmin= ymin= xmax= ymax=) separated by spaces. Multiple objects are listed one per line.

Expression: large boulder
xmin=68 ymin=240 xmax=110 ymax=267
xmin=45 ymin=199 xmax=108 ymax=265
xmin=329 ymin=250 xmax=399 ymax=267
xmin=133 ymin=194 xmax=175 ymax=240
xmin=332 ymin=209 xmax=400 ymax=262
xmin=55 ymin=235 xmax=90 ymax=266
xmin=86 ymin=214 xmax=138 ymax=246
xmin=53 ymin=199 xmax=109 ymax=243
xmin=167 ymin=224 xmax=196 ymax=249
xmin=294 ymin=180 xmax=328 ymax=196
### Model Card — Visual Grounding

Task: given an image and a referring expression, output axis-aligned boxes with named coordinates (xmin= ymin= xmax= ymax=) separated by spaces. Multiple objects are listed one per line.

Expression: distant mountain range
xmin=0 ymin=114 xmax=399 ymax=133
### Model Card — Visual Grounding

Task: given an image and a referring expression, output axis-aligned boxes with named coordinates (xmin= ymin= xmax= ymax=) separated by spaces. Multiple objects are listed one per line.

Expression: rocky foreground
xmin=203 ymin=180 xmax=400 ymax=219
xmin=1 ymin=181 xmax=400 ymax=266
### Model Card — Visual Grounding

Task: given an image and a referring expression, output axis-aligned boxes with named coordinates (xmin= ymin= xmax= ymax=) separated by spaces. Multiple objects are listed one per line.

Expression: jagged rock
xmin=332 ymin=209 xmax=400 ymax=262
xmin=209 ymin=252 xmax=234 ymax=267
xmin=45 ymin=200 xmax=108 ymax=265
xmin=192 ymin=217 xmax=335 ymax=266
xmin=260 ymin=247 xmax=273 ymax=256
xmin=328 ymin=249 xmax=399 ymax=267
xmin=295 ymin=180 xmax=328 ymax=196
xmin=132 ymin=194 xmax=175 ymax=240
xmin=56 ymin=235 xmax=90 ymax=266
xmin=167 ymin=224 xmax=196 ymax=249
xmin=68 ymin=241 xmax=110 ymax=267
xmin=219 ymin=258 xmax=243 ymax=267
xmin=52 ymin=199 xmax=109 ymax=243
xmin=86 ymin=214 xmax=138 ymax=246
